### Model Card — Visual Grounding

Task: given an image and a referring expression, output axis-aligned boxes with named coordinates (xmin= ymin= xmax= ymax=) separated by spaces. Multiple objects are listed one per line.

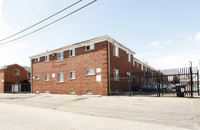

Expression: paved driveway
xmin=0 ymin=94 xmax=199 ymax=130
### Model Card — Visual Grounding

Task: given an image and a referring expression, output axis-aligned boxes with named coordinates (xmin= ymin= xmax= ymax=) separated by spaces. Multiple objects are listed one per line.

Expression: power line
xmin=0 ymin=0 xmax=97 ymax=46
xmin=0 ymin=0 xmax=82 ymax=42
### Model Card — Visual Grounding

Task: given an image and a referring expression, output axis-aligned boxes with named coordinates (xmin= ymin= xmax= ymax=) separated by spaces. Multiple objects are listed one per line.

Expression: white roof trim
xmin=134 ymin=58 xmax=157 ymax=72
xmin=29 ymin=35 xmax=136 ymax=59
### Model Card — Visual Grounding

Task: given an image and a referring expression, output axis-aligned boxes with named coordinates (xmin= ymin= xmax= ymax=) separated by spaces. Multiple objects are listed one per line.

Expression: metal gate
xmin=110 ymin=67 xmax=199 ymax=98
xmin=4 ymin=83 xmax=31 ymax=93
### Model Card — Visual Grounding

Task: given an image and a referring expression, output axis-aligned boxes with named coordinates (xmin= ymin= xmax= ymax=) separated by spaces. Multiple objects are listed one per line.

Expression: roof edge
xmin=29 ymin=35 xmax=136 ymax=59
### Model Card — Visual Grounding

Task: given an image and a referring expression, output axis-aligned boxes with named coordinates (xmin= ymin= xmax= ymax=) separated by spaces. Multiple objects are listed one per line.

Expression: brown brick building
xmin=30 ymin=35 xmax=156 ymax=95
xmin=0 ymin=64 xmax=30 ymax=93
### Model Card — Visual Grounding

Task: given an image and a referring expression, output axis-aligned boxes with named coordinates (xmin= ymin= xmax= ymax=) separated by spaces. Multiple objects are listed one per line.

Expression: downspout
xmin=30 ymin=59 xmax=33 ymax=93
xmin=107 ymin=41 xmax=111 ymax=95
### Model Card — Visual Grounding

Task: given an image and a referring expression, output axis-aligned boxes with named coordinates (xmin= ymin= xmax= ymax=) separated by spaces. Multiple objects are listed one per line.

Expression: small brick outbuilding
xmin=0 ymin=64 xmax=30 ymax=93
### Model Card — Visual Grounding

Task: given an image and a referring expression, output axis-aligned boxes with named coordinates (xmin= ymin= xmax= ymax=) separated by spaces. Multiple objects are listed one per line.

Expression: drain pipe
xmin=107 ymin=41 xmax=111 ymax=95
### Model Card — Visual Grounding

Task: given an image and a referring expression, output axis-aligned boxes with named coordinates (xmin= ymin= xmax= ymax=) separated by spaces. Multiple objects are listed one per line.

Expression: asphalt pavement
xmin=0 ymin=94 xmax=199 ymax=130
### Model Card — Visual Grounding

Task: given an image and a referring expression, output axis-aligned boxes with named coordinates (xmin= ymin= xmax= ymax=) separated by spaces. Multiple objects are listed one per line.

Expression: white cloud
xmin=0 ymin=0 xmax=30 ymax=67
xmin=149 ymin=41 xmax=160 ymax=47
xmin=193 ymin=11 xmax=199 ymax=16
xmin=195 ymin=32 xmax=200 ymax=42
xmin=0 ymin=0 xmax=2 ymax=16
xmin=186 ymin=37 xmax=193 ymax=42
xmin=149 ymin=52 xmax=200 ymax=70
xmin=163 ymin=40 xmax=172 ymax=45
xmin=171 ymin=34 xmax=184 ymax=39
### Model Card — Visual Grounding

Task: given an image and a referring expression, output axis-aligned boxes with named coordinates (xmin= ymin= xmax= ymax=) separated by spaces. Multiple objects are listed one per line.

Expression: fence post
xmin=132 ymin=75 xmax=135 ymax=96
xmin=161 ymin=73 xmax=163 ymax=96
xmin=129 ymin=75 xmax=131 ymax=96
xmin=190 ymin=67 xmax=193 ymax=98
xmin=157 ymin=72 xmax=160 ymax=97
xmin=197 ymin=70 xmax=199 ymax=96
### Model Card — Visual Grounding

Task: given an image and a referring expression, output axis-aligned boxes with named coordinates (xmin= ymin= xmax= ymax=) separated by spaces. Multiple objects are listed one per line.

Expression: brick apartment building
xmin=0 ymin=64 xmax=30 ymax=93
xmin=30 ymin=35 xmax=157 ymax=95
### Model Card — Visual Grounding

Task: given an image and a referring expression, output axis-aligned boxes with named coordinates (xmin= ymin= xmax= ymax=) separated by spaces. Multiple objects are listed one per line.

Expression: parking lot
xmin=0 ymin=94 xmax=199 ymax=130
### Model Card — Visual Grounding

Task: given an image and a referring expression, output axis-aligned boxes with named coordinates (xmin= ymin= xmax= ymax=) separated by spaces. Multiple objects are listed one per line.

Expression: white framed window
xmin=86 ymin=44 xmax=94 ymax=51
xmin=14 ymin=69 xmax=19 ymax=75
xmin=35 ymin=57 xmax=40 ymax=62
xmin=86 ymin=90 xmax=93 ymax=95
xmin=58 ymin=72 xmax=64 ymax=82
xmin=137 ymin=62 xmax=139 ymax=68
xmin=136 ymin=77 xmax=139 ymax=82
xmin=45 ymin=55 xmax=49 ymax=62
xmin=86 ymin=69 xmax=95 ymax=76
xmin=70 ymin=90 xmax=76 ymax=95
xmin=133 ymin=60 xmax=135 ymax=66
xmin=45 ymin=74 xmax=49 ymax=81
xmin=128 ymin=53 xmax=131 ymax=62
xmin=35 ymin=75 xmax=40 ymax=80
xmin=113 ymin=45 xmax=119 ymax=57
xmin=145 ymin=66 xmax=148 ymax=72
xmin=57 ymin=52 xmax=64 ymax=61
xmin=27 ymin=73 xmax=30 ymax=79
xmin=70 ymin=49 xmax=75 ymax=57
xmin=70 ymin=71 xmax=75 ymax=80
xmin=141 ymin=64 xmax=143 ymax=71
xmin=114 ymin=69 xmax=119 ymax=81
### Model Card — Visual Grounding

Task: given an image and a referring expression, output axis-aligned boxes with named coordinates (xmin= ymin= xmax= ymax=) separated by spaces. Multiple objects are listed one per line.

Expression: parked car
xmin=139 ymin=82 xmax=172 ymax=92
xmin=139 ymin=82 xmax=157 ymax=92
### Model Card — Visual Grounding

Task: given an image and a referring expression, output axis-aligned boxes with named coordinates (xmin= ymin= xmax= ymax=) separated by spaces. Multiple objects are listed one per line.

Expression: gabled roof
xmin=0 ymin=64 xmax=30 ymax=72
xmin=29 ymin=35 xmax=136 ymax=59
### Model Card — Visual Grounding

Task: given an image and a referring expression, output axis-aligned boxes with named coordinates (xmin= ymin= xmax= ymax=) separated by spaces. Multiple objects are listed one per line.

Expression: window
xmin=45 ymin=74 xmax=49 ymax=81
xmin=113 ymin=45 xmax=119 ymax=57
xmin=127 ymin=72 xmax=131 ymax=76
xmin=133 ymin=60 xmax=135 ymax=66
xmin=70 ymin=90 xmax=76 ymax=95
xmin=114 ymin=69 xmax=119 ymax=81
xmin=141 ymin=64 xmax=143 ymax=71
xmin=35 ymin=57 xmax=40 ymax=62
xmin=137 ymin=62 xmax=139 ymax=68
xmin=86 ymin=69 xmax=95 ymax=76
xmin=45 ymin=55 xmax=49 ymax=62
xmin=57 ymin=52 xmax=64 ymax=61
xmin=70 ymin=71 xmax=75 ymax=80
xmin=58 ymin=73 xmax=64 ymax=82
xmin=14 ymin=69 xmax=19 ymax=75
xmin=27 ymin=73 xmax=30 ymax=79
xmin=70 ymin=49 xmax=75 ymax=57
xmin=86 ymin=44 xmax=94 ymax=51
xmin=35 ymin=75 xmax=40 ymax=80
xmin=145 ymin=66 xmax=148 ymax=72
xmin=86 ymin=90 xmax=93 ymax=95
xmin=128 ymin=53 xmax=131 ymax=62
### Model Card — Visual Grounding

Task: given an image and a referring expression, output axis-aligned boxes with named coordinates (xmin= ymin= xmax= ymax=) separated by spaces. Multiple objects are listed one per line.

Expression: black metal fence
xmin=4 ymin=83 xmax=31 ymax=93
xmin=109 ymin=67 xmax=199 ymax=98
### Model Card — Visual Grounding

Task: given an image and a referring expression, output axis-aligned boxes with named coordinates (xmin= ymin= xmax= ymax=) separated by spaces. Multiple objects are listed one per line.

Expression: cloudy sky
xmin=0 ymin=0 xmax=200 ymax=70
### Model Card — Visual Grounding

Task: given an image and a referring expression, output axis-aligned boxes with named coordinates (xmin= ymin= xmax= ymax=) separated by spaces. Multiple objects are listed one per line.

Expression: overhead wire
xmin=0 ymin=0 xmax=82 ymax=42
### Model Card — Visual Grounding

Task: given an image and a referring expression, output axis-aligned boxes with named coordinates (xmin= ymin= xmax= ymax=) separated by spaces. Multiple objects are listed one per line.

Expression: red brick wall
xmin=4 ymin=64 xmax=28 ymax=83
xmin=0 ymin=69 xmax=4 ymax=93
xmin=31 ymin=41 xmax=108 ymax=95
xmin=109 ymin=42 xmax=155 ymax=92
